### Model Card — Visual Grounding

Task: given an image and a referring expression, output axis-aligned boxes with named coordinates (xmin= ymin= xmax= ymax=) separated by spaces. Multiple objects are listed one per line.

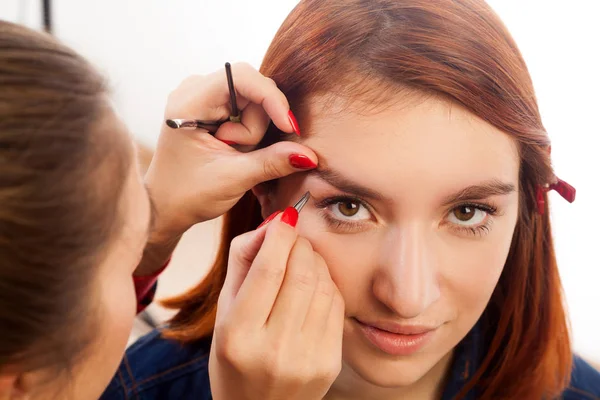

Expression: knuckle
xmin=263 ymin=353 xmax=289 ymax=382
xmin=295 ymin=236 xmax=314 ymax=253
xmin=291 ymin=270 xmax=316 ymax=292
xmin=264 ymin=77 xmax=278 ymax=88
xmin=254 ymin=263 xmax=286 ymax=284
xmin=233 ymin=62 xmax=255 ymax=76
xmin=214 ymin=325 xmax=243 ymax=364
xmin=270 ymin=358 xmax=308 ymax=386
xmin=315 ymin=277 xmax=336 ymax=298
xmin=245 ymin=122 xmax=265 ymax=140
xmin=289 ymin=239 xmax=317 ymax=286
xmin=319 ymin=360 xmax=342 ymax=383
xmin=262 ymin=159 xmax=287 ymax=179
xmin=313 ymin=254 xmax=335 ymax=296
xmin=229 ymin=235 xmax=245 ymax=254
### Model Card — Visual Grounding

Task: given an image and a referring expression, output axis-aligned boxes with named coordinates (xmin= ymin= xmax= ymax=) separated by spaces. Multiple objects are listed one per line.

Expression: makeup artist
xmin=0 ymin=20 xmax=324 ymax=400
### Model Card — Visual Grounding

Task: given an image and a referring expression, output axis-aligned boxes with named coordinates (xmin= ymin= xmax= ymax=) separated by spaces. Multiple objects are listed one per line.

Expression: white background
xmin=2 ymin=1 xmax=599 ymax=362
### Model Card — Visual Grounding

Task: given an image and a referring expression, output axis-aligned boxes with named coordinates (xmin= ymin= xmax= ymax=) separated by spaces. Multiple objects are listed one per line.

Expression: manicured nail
xmin=281 ymin=207 xmax=299 ymax=227
xmin=289 ymin=154 xmax=317 ymax=169
xmin=258 ymin=211 xmax=281 ymax=228
xmin=217 ymin=138 xmax=238 ymax=145
xmin=288 ymin=110 xmax=301 ymax=136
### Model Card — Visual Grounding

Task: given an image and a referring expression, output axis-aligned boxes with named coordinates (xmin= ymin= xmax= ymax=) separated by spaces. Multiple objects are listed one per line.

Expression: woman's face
xmin=267 ymin=95 xmax=520 ymax=395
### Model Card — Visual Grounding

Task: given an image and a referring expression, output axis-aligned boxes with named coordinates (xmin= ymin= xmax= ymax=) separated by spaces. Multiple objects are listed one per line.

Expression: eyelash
xmin=449 ymin=203 xmax=498 ymax=237
xmin=314 ymin=195 xmax=498 ymax=237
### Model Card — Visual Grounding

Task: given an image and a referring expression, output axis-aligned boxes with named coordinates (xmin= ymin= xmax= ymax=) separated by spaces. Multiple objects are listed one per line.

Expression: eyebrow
xmin=308 ymin=167 xmax=385 ymax=201
xmin=308 ymin=168 xmax=515 ymax=204
xmin=441 ymin=179 xmax=516 ymax=205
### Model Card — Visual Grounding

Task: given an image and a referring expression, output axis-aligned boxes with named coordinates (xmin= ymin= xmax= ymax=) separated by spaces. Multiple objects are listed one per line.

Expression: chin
xmin=342 ymin=339 xmax=436 ymax=387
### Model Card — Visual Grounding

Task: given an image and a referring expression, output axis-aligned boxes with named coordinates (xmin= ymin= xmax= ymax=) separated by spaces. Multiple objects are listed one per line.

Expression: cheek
xmin=441 ymin=216 xmax=517 ymax=317
xmin=95 ymin=264 xmax=137 ymax=375
xmin=69 ymin=268 xmax=137 ymax=398
xmin=102 ymin=269 xmax=137 ymax=349
xmin=296 ymin=214 xmax=379 ymax=309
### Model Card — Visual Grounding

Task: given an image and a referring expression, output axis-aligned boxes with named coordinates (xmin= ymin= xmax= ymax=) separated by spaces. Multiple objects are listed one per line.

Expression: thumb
xmin=218 ymin=225 xmax=270 ymax=314
xmin=237 ymin=141 xmax=318 ymax=188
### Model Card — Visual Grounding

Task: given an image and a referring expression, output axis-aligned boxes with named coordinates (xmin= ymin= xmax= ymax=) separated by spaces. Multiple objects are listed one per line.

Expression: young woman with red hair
xmin=102 ymin=0 xmax=600 ymax=399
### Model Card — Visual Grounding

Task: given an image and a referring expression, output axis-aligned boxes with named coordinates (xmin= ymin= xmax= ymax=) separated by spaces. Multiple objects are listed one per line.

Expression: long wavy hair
xmin=162 ymin=1 xmax=571 ymax=398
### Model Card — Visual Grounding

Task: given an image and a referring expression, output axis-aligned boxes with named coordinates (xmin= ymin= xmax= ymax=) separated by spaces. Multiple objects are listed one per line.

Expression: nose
xmin=372 ymin=222 xmax=440 ymax=318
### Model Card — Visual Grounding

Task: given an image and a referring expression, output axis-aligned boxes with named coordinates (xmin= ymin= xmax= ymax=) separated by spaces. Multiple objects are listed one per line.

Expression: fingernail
xmin=288 ymin=110 xmax=301 ymax=136
xmin=258 ymin=211 xmax=281 ymax=228
xmin=281 ymin=207 xmax=299 ymax=227
xmin=218 ymin=138 xmax=238 ymax=145
xmin=289 ymin=154 xmax=317 ymax=169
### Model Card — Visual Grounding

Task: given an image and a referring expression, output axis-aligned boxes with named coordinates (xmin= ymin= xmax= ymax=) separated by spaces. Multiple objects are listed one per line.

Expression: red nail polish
xmin=289 ymin=154 xmax=317 ymax=169
xmin=218 ymin=138 xmax=238 ymax=145
xmin=288 ymin=110 xmax=301 ymax=136
xmin=280 ymin=207 xmax=299 ymax=227
xmin=258 ymin=211 xmax=281 ymax=228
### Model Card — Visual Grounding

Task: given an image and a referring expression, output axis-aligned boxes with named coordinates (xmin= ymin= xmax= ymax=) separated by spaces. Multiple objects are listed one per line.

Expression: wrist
xmin=133 ymin=230 xmax=182 ymax=277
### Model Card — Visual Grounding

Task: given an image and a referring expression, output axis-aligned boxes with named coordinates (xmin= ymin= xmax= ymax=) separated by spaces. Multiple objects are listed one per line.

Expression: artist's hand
xmin=134 ymin=63 xmax=316 ymax=276
xmin=209 ymin=209 xmax=344 ymax=400
xmin=146 ymin=62 xmax=315 ymax=237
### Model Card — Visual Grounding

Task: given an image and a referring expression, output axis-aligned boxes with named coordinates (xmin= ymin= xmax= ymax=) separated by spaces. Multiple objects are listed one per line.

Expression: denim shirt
xmin=101 ymin=325 xmax=600 ymax=400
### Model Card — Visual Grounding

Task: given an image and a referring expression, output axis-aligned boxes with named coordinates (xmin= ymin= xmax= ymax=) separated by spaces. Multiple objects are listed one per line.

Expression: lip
xmin=354 ymin=318 xmax=438 ymax=356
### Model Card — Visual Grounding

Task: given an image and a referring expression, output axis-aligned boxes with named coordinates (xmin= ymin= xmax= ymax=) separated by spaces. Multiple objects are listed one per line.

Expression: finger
xmin=218 ymin=225 xmax=271 ymax=317
xmin=231 ymin=219 xmax=298 ymax=327
xmin=164 ymin=74 xmax=231 ymax=121
xmin=301 ymin=252 xmax=336 ymax=337
xmin=324 ymin=288 xmax=345 ymax=351
xmin=214 ymin=102 xmax=270 ymax=146
xmin=268 ymin=237 xmax=317 ymax=333
xmin=229 ymin=63 xmax=294 ymax=134
xmin=164 ymin=64 xmax=295 ymax=136
xmin=233 ymin=141 xmax=318 ymax=189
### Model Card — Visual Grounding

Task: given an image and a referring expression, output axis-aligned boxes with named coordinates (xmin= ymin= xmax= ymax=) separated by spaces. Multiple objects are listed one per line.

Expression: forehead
xmin=304 ymin=95 xmax=519 ymax=202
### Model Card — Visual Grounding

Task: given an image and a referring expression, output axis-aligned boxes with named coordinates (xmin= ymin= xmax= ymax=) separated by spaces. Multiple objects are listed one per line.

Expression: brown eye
xmin=338 ymin=201 xmax=360 ymax=217
xmin=453 ymin=206 xmax=476 ymax=222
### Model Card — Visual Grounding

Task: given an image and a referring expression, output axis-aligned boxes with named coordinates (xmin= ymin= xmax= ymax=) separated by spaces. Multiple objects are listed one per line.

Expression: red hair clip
xmin=536 ymin=177 xmax=576 ymax=214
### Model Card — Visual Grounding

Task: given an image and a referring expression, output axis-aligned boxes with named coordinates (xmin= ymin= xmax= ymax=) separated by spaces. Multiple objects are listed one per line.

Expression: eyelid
xmin=314 ymin=195 xmax=374 ymax=213
xmin=446 ymin=201 xmax=498 ymax=215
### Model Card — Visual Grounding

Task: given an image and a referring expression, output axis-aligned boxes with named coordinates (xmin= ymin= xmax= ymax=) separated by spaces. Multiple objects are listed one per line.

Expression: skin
xmin=260 ymin=94 xmax=521 ymax=399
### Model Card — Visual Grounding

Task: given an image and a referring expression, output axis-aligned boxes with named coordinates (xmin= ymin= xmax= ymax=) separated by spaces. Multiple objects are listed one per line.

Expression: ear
xmin=0 ymin=372 xmax=27 ymax=399
xmin=251 ymin=181 xmax=278 ymax=219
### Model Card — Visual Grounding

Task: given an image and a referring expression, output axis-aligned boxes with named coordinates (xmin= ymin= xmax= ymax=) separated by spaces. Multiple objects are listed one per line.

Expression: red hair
xmin=163 ymin=1 xmax=571 ymax=398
